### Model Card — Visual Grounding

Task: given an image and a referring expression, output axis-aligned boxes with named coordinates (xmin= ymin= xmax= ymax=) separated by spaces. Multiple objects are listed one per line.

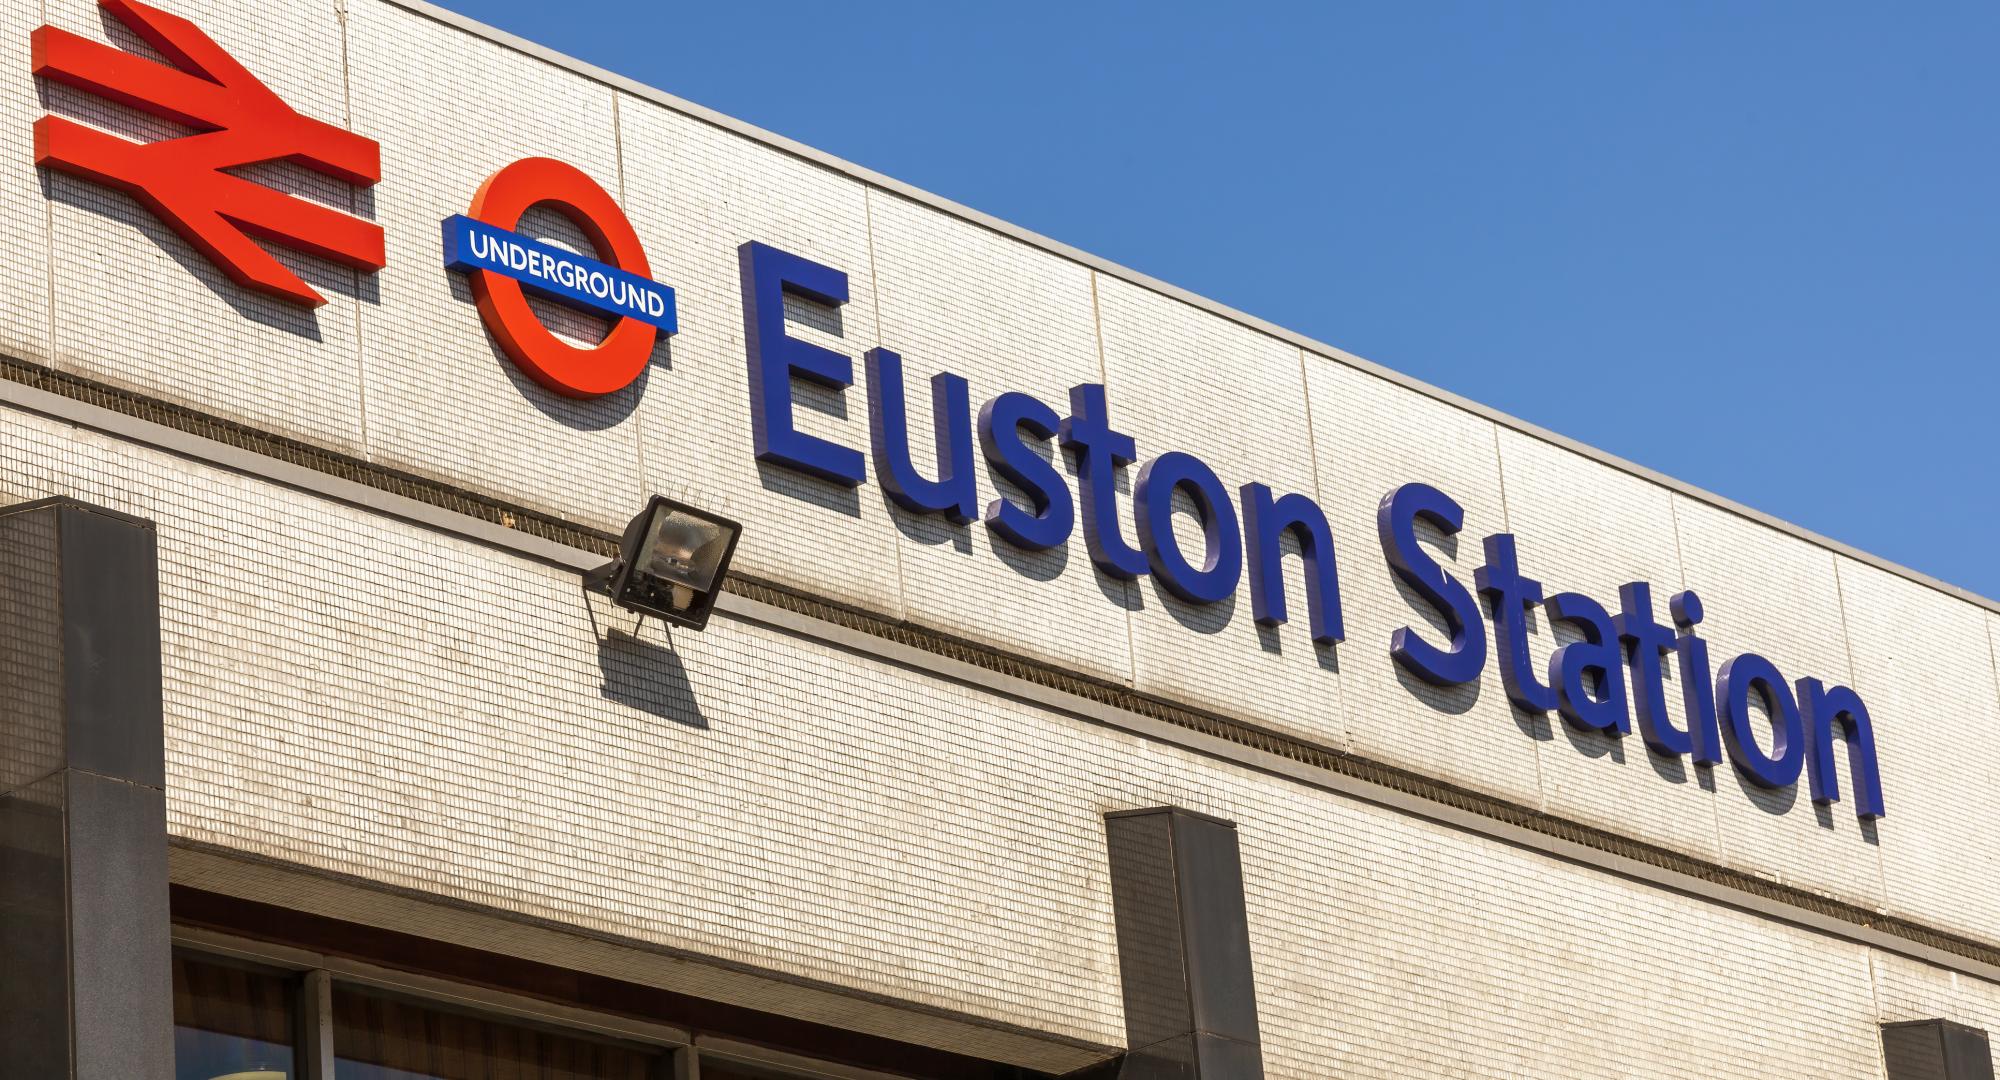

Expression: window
xmin=172 ymin=953 xmax=298 ymax=1080
xmin=169 ymin=944 xmax=934 ymax=1080
xmin=331 ymin=987 xmax=656 ymax=1080
xmin=701 ymin=1063 xmax=820 ymax=1080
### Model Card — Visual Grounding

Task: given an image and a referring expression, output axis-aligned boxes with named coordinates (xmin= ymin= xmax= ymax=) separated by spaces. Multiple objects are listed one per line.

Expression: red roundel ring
xmin=465 ymin=157 xmax=656 ymax=398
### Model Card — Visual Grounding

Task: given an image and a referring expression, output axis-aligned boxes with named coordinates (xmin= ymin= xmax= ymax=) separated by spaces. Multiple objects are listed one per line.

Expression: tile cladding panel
xmin=0 ymin=405 xmax=1989 ymax=1079
xmin=614 ymin=98 xmax=903 ymax=618
xmin=1094 ymin=274 xmax=1342 ymax=745
xmin=865 ymin=190 xmax=1131 ymax=679
xmin=345 ymin=0 xmax=642 ymax=528
xmin=1492 ymin=428 xmax=1718 ymax=859
xmin=1675 ymin=495 xmax=1885 ymax=908
xmin=4 ymin=1 xmax=2000 ymax=1067
xmin=0 ymin=0 xmax=49 ymax=367
xmin=40 ymin=0 xmax=368 ymax=449
xmin=1303 ymin=359 xmax=1540 ymax=804
xmin=1843 ymin=557 xmax=2000 ymax=944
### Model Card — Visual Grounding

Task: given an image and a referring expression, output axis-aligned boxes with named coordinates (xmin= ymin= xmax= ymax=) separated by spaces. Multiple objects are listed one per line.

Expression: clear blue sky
xmin=445 ymin=0 xmax=1999 ymax=601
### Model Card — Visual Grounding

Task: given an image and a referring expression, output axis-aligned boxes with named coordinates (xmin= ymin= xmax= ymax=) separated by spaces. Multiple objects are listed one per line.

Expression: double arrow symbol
xmin=32 ymin=0 xmax=385 ymax=307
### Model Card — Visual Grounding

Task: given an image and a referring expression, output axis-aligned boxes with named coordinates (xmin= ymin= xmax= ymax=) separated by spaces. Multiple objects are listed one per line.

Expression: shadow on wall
xmin=596 ymin=628 xmax=707 ymax=729
xmin=584 ymin=590 xmax=708 ymax=729
xmin=1735 ymin=758 xmax=1799 ymax=817
xmin=461 ymin=202 xmax=664 ymax=431
xmin=1391 ymin=554 xmax=1483 ymax=717
xmin=40 ymin=171 xmax=379 ymax=338
xmin=444 ymin=270 xmax=656 ymax=432
xmin=1394 ymin=572 xmax=1881 ymax=840
xmin=755 ymin=373 xmax=863 ymax=517
xmin=983 ymin=513 xmax=1068 ymax=582
xmin=758 ymin=458 xmax=861 ymax=518
xmin=38 ymin=64 xmax=384 ymax=335
xmin=888 ymin=492 xmax=973 ymax=555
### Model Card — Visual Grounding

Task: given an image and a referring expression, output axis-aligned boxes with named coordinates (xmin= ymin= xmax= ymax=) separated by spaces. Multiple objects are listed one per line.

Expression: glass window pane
xmin=331 ymin=987 xmax=657 ymax=1080
xmin=700 ymin=1061 xmax=816 ymax=1080
xmin=173 ymin=952 xmax=298 ymax=1080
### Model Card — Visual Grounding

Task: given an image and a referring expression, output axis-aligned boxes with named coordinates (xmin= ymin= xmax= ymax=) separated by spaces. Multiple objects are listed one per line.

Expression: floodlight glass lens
xmin=639 ymin=508 xmax=730 ymax=594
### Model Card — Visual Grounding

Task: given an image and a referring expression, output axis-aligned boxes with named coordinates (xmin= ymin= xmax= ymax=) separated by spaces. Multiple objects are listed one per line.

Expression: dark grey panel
xmin=1190 ymin=1034 xmax=1262 ymax=1079
xmin=1942 ymin=1024 xmax=1998 ymax=1080
xmin=1885 ymin=1020 xmax=1996 ymax=1080
xmin=1171 ymin=815 xmax=1259 ymax=1044
xmin=1105 ymin=808 xmax=1263 ymax=1080
xmin=0 ymin=773 xmax=72 ymax=1080
xmin=1106 ymin=810 xmax=1193 ymax=1050
xmin=0 ymin=498 xmax=170 ymax=1080
xmin=0 ymin=505 xmax=66 ymax=796
xmin=1119 ymin=1034 xmax=1197 ymax=1080
xmin=66 ymin=770 xmax=173 ymax=1080
xmin=58 ymin=503 xmax=164 ymax=789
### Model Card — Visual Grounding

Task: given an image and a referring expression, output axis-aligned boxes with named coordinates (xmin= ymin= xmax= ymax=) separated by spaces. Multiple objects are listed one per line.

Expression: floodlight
xmin=589 ymin=496 xmax=742 ymax=631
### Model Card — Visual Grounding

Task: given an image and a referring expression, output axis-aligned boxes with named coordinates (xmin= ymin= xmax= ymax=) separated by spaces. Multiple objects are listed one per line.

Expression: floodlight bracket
xmin=582 ymin=559 xmax=621 ymax=592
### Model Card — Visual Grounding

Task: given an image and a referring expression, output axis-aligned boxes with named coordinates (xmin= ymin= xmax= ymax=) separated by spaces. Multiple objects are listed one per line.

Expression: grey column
xmin=0 ymin=497 xmax=172 ymax=1080
xmin=1103 ymin=807 xmax=1264 ymax=1080
xmin=1883 ymin=1020 xmax=1996 ymax=1080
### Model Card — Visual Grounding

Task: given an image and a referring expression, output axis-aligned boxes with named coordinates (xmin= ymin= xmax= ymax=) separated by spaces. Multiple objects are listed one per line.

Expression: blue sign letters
xmin=736 ymin=240 xmax=1884 ymax=822
xmin=1377 ymin=481 xmax=1885 ymax=819
xmin=738 ymin=240 xmax=1344 ymax=652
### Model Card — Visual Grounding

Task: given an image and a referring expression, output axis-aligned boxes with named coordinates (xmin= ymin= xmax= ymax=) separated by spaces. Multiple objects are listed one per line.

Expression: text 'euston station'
xmin=738 ymin=240 xmax=1884 ymax=821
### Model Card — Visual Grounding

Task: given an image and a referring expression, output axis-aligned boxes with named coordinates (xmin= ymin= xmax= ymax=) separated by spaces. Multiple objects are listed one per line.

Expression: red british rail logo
xmin=31 ymin=0 xmax=385 ymax=307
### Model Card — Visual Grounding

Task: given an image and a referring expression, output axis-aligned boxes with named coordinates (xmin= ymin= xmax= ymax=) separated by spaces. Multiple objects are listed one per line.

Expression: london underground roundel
xmin=441 ymin=158 xmax=678 ymax=398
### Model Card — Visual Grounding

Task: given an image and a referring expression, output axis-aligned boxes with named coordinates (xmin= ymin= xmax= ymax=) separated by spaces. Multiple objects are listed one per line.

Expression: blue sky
xmin=445 ymin=0 xmax=1999 ymax=600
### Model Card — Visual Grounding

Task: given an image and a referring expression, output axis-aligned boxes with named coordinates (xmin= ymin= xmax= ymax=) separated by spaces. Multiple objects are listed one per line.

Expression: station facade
xmin=2 ymin=1 xmax=1999 ymax=1078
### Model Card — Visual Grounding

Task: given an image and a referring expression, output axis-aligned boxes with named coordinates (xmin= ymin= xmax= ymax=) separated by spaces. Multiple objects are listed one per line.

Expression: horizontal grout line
xmin=375 ymin=0 xmax=2000 ymax=621
xmin=4 ymin=358 xmax=1999 ymax=989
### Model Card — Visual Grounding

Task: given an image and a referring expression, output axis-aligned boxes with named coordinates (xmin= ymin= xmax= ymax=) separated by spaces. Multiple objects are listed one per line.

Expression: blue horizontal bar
xmin=441 ymin=214 xmax=676 ymax=333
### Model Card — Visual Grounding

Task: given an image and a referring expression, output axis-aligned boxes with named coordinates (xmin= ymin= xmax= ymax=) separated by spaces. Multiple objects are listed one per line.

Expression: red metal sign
xmin=31 ymin=0 xmax=385 ymax=307
xmin=458 ymin=157 xmax=661 ymax=398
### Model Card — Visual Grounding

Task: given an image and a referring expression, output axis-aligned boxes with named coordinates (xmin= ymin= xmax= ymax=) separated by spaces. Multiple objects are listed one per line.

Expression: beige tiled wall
xmin=1676 ymin=495 xmax=1884 ymax=907
xmin=1491 ymin=429 xmax=1713 ymax=857
xmin=346 ymin=0 xmax=643 ymax=527
xmin=867 ymin=190 xmax=1130 ymax=680
xmin=7 ymin=0 xmax=2000 ymax=1072
xmin=0 ymin=0 xmax=49 ymax=367
xmin=42 ymin=0 xmax=369 ymax=448
xmin=1304 ymin=360 xmax=1541 ymax=804
xmin=616 ymin=97 xmax=905 ymax=617
xmin=1094 ymin=274 xmax=1340 ymax=745
xmin=1843 ymin=556 xmax=2000 ymax=944
xmin=0 ymin=403 xmax=1989 ymax=1078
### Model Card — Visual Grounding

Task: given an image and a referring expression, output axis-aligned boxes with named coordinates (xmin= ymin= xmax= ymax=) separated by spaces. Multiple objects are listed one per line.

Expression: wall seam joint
xmin=857 ymin=184 xmax=909 ymax=623
xmin=1086 ymin=270 xmax=1138 ymax=689
xmin=1669 ymin=494 xmax=1729 ymax=863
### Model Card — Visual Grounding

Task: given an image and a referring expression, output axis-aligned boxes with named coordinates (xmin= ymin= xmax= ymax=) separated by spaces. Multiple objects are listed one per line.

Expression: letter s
xmin=979 ymin=391 xmax=1073 ymax=551
xmin=1378 ymin=482 xmax=1486 ymax=686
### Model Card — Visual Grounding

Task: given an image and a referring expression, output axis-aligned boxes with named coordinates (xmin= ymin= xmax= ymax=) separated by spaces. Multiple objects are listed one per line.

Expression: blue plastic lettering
xmin=1378 ymin=483 xmax=1486 ymax=686
xmin=1240 ymin=482 xmax=1344 ymax=645
xmin=738 ymin=241 xmax=864 ymax=486
xmin=866 ymin=348 xmax=977 ymax=523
